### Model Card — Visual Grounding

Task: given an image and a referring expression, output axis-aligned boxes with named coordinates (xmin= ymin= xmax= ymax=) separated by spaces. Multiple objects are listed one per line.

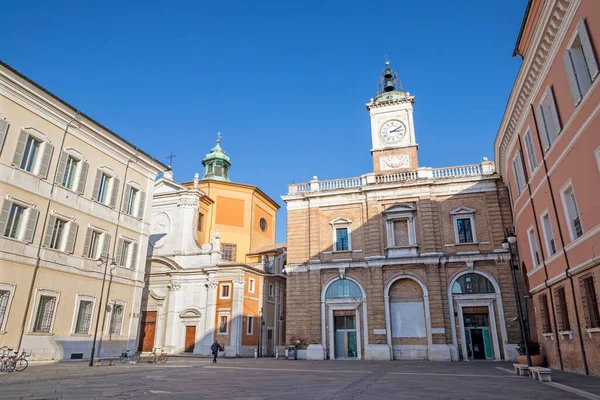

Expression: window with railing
xmin=74 ymin=299 xmax=94 ymax=335
xmin=33 ymin=294 xmax=57 ymax=333
xmin=539 ymin=294 xmax=552 ymax=334
xmin=221 ymin=243 xmax=237 ymax=262
xmin=0 ymin=289 xmax=11 ymax=331
xmin=554 ymin=287 xmax=570 ymax=332
xmin=109 ymin=303 xmax=125 ymax=335
xmin=580 ymin=274 xmax=600 ymax=329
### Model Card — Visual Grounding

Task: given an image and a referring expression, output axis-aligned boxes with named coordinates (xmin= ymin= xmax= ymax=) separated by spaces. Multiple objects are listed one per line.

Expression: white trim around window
xmin=523 ymin=127 xmax=539 ymax=173
xmin=71 ymin=295 xmax=96 ymax=336
xmin=450 ymin=207 xmax=477 ymax=244
xmin=0 ymin=283 xmax=16 ymax=333
xmin=527 ymin=226 xmax=541 ymax=267
xmin=330 ymin=217 xmax=352 ymax=252
xmin=560 ymin=181 xmax=584 ymax=242
xmin=512 ymin=149 xmax=527 ymax=196
xmin=248 ymin=278 xmax=255 ymax=294
xmin=107 ymin=300 xmax=126 ymax=336
xmin=29 ymin=289 xmax=60 ymax=334
xmin=540 ymin=210 xmax=557 ymax=257
xmin=220 ymin=283 xmax=231 ymax=299
xmin=563 ymin=19 xmax=599 ymax=106
xmin=246 ymin=315 xmax=254 ymax=335
xmin=218 ymin=312 xmax=230 ymax=335
xmin=595 ymin=146 xmax=600 ymax=174
xmin=269 ymin=284 xmax=274 ymax=297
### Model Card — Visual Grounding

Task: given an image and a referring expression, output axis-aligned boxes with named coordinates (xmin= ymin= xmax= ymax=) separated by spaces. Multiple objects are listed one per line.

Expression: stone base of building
xmin=428 ymin=344 xmax=452 ymax=361
xmin=365 ymin=344 xmax=391 ymax=360
xmin=503 ymin=344 xmax=519 ymax=362
xmin=306 ymin=344 xmax=326 ymax=360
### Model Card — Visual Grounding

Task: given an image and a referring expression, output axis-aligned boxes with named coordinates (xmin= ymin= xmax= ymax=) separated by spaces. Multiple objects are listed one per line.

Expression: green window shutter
xmin=65 ymin=222 xmax=78 ymax=254
xmin=578 ymin=19 xmax=599 ymax=81
xmin=137 ymin=190 xmax=146 ymax=219
xmin=0 ymin=200 xmax=13 ymax=236
xmin=0 ymin=117 xmax=9 ymax=155
xmin=38 ymin=142 xmax=54 ymax=179
xmin=55 ymin=151 xmax=69 ymax=186
xmin=131 ymin=242 xmax=138 ymax=270
xmin=115 ymin=238 xmax=124 ymax=266
xmin=12 ymin=130 xmax=28 ymax=167
xmin=110 ymin=178 xmax=120 ymax=208
xmin=122 ymin=184 xmax=131 ymax=213
xmin=77 ymin=161 xmax=89 ymax=195
xmin=43 ymin=215 xmax=57 ymax=247
xmin=24 ymin=208 xmax=40 ymax=243
xmin=82 ymin=227 xmax=93 ymax=258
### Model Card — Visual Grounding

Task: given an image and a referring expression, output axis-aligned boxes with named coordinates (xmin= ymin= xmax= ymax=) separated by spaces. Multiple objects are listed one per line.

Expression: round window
xmin=259 ymin=218 xmax=267 ymax=232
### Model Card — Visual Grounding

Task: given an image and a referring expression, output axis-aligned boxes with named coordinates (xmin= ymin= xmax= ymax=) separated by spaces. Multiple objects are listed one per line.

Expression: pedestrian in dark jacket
xmin=211 ymin=340 xmax=223 ymax=363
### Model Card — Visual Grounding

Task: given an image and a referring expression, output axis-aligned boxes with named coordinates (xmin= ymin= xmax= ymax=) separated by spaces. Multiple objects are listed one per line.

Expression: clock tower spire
xmin=366 ymin=59 xmax=418 ymax=173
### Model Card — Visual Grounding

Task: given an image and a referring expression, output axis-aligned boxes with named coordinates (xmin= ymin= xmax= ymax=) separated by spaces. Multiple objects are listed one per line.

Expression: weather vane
xmin=167 ymin=152 xmax=176 ymax=167
xmin=217 ymin=131 xmax=222 ymax=143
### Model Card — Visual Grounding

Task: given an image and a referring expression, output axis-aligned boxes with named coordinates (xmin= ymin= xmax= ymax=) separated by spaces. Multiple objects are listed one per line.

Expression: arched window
xmin=451 ymin=273 xmax=495 ymax=294
xmin=325 ymin=279 xmax=362 ymax=299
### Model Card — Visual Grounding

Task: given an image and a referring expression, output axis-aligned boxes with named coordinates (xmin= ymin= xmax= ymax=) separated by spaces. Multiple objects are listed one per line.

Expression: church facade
xmin=140 ymin=140 xmax=286 ymax=357
xmin=282 ymin=63 xmax=522 ymax=361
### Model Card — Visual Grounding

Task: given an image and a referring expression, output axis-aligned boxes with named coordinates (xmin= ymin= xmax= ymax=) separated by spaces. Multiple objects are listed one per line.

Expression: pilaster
xmin=227 ymin=279 xmax=245 ymax=357
xmin=201 ymin=280 xmax=218 ymax=355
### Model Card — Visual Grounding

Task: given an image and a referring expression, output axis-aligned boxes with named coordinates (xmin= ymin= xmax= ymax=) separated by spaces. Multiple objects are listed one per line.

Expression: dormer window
xmin=450 ymin=207 xmax=477 ymax=244
xmin=330 ymin=217 xmax=352 ymax=252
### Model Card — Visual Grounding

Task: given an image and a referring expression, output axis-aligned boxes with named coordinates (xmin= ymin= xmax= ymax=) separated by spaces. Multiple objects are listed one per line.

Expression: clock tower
xmin=366 ymin=61 xmax=418 ymax=173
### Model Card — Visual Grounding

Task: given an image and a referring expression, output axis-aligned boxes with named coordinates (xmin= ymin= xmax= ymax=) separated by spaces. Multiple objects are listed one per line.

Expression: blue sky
xmin=1 ymin=1 xmax=526 ymax=243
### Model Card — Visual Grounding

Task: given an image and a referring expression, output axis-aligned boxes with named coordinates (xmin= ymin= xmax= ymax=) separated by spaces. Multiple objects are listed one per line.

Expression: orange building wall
xmin=241 ymin=273 xmax=261 ymax=347
xmin=215 ymin=281 xmax=233 ymax=346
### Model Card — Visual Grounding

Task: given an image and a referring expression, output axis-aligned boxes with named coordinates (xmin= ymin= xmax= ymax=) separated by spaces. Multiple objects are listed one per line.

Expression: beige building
xmin=0 ymin=62 xmax=167 ymax=361
xmin=282 ymin=62 xmax=522 ymax=361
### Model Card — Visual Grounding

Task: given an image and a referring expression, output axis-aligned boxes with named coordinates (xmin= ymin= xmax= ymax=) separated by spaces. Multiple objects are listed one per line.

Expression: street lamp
xmin=88 ymin=255 xmax=117 ymax=366
xmin=503 ymin=229 xmax=532 ymax=367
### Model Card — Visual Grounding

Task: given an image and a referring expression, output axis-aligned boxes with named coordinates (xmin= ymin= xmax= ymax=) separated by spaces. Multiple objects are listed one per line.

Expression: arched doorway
xmin=384 ymin=275 xmax=432 ymax=360
xmin=321 ymin=278 xmax=367 ymax=360
xmin=448 ymin=271 xmax=507 ymax=361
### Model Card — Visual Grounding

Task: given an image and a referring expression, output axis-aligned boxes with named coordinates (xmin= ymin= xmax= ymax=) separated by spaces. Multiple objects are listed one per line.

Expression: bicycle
xmin=119 ymin=349 xmax=140 ymax=364
xmin=10 ymin=349 xmax=29 ymax=372
xmin=0 ymin=347 xmax=15 ymax=373
xmin=150 ymin=347 xmax=168 ymax=364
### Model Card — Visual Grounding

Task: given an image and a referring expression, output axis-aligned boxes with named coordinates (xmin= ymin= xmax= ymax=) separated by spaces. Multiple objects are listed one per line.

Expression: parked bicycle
xmin=149 ymin=348 xmax=168 ymax=364
xmin=119 ymin=349 xmax=140 ymax=364
xmin=10 ymin=349 xmax=28 ymax=372
xmin=0 ymin=347 xmax=16 ymax=373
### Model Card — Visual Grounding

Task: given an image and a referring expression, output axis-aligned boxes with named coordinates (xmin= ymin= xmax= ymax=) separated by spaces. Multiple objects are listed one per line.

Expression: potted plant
xmin=517 ymin=341 xmax=544 ymax=366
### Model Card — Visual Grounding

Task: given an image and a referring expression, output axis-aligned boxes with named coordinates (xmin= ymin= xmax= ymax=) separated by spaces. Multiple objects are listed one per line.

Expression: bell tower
xmin=366 ymin=60 xmax=418 ymax=173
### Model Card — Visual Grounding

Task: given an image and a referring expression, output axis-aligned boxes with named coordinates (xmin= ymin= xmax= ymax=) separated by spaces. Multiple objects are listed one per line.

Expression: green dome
xmin=201 ymin=140 xmax=231 ymax=182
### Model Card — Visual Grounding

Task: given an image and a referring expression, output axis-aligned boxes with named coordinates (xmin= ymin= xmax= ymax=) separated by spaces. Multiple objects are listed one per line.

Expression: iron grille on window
xmin=580 ymin=274 xmax=600 ymax=329
xmin=109 ymin=304 xmax=124 ymax=335
xmin=221 ymin=243 xmax=237 ymax=262
xmin=0 ymin=290 xmax=10 ymax=329
xmin=539 ymin=294 xmax=552 ymax=334
xmin=75 ymin=300 xmax=93 ymax=334
xmin=33 ymin=295 xmax=56 ymax=333
xmin=554 ymin=287 xmax=570 ymax=331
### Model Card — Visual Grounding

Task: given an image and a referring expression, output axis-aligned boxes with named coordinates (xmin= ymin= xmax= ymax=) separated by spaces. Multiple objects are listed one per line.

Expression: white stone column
xmin=164 ymin=279 xmax=181 ymax=353
xmin=227 ymin=279 xmax=245 ymax=357
xmin=201 ymin=281 xmax=218 ymax=355
xmin=273 ymin=282 xmax=279 ymax=347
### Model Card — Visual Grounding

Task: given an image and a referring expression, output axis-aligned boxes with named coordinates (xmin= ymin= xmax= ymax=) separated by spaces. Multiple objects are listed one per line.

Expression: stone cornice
xmin=494 ymin=0 xmax=574 ymax=179
xmin=365 ymin=96 xmax=415 ymax=110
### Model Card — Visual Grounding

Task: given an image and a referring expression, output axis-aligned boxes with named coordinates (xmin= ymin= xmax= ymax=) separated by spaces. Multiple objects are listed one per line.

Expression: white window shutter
xmin=38 ymin=142 xmax=54 ymax=179
xmin=0 ymin=117 xmax=9 ymax=154
xmin=535 ymin=105 xmax=550 ymax=151
xmin=12 ymin=130 xmax=28 ymax=167
xmin=131 ymin=242 xmax=138 ymax=270
xmin=43 ymin=215 xmax=57 ymax=247
xmin=121 ymin=184 xmax=131 ymax=213
xmin=91 ymin=170 xmax=102 ymax=200
xmin=110 ymin=178 xmax=120 ymax=208
xmin=546 ymin=86 xmax=561 ymax=142
xmin=563 ymin=50 xmax=583 ymax=105
xmin=0 ymin=200 xmax=13 ymax=236
xmin=65 ymin=222 xmax=78 ymax=254
xmin=24 ymin=208 xmax=40 ymax=243
xmin=137 ymin=191 xmax=146 ymax=219
xmin=102 ymin=233 xmax=111 ymax=258
xmin=578 ymin=19 xmax=599 ymax=80
xmin=77 ymin=161 xmax=89 ymax=195
xmin=55 ymin=151 xmax=69 ymax=186
xmin=82 ymin=227 xmax=93 ymax=258
xmin=115 ymin=238 xmax=124 ymax=266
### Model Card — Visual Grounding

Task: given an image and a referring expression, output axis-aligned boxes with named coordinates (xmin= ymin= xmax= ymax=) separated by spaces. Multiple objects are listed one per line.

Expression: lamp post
xmin=502 ymin=229 xmax=532 ymax=367
xmin=89 ymin=255 xmax=117 ymax=366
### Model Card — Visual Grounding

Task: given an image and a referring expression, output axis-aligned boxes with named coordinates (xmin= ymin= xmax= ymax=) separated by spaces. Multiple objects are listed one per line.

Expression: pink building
xmin=495 ymin=0 xmax=600 ymax=375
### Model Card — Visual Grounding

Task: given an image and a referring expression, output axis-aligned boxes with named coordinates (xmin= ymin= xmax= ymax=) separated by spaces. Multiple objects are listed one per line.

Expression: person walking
xmin=211 ymin=340 xmax=223 ymax=363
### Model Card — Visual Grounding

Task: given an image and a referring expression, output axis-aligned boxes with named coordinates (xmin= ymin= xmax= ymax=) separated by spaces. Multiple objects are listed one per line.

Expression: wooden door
xmin=185 ymin=326 xmax=196 ymax=353
xmin=138 ymin=311 xmax=157 ymax=352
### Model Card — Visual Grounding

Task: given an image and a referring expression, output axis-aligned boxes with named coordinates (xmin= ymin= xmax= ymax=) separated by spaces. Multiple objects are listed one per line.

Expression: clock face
xmin=379 ymin=120 xmax=406 ymax=143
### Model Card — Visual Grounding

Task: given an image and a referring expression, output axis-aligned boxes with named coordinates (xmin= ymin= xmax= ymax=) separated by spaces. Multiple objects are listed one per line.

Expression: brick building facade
xmin=282 ymin=63 xmax=522 ymax=361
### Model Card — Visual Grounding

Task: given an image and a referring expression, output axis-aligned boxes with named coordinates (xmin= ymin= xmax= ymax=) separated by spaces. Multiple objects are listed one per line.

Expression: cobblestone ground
xmin=1 ymin=358 xmax=599 ymax=399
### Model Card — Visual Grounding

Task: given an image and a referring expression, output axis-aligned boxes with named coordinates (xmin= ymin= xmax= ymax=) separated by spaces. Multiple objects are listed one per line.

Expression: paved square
xmin=2 ymin=358 xmax=600 ymax=399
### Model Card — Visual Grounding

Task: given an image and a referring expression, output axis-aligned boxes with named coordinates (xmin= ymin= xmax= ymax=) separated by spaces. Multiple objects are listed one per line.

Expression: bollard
xmin=275 ymin=349 xmax=279 ymax=359
xmin=254 ymin=349 xmax=258 ymax=358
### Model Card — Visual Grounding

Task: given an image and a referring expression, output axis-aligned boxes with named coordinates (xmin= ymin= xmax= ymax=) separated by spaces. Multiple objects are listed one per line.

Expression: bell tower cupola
xmin=366 ymin=59 xmax=418 ymax=173
xmin=201 ymin=132 xmax=231 ymax=182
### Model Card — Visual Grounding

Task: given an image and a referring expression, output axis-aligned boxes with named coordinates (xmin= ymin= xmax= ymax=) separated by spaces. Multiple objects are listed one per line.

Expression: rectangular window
xmin=248 ymin=278 xmax=255 ymax=293
xmin=269 ymin=284 xmax=274 ymax=297
xmin=97 ymin=173 xmax=111 ymax=204
xmin=527 ymin=227 xmax=540 ymax=266
xmin=74 ymin=299 xmax=94 ymax=334
xmin=393 ymin=219 xmax=409 ymax=246
xmin=456 ymin=218 xmax=474 ymax=244
xmin=109 ymin=303 xmax=124 ymax=335
xmin=219 ymin=315 xmax=228 ymax=334
xmin=539 ymin=294 xmax=552 ymax=334
xmin=221 ymin=243 xmax=237 ymax=262
xmin=524 ymin=129 xmax=538 ymax=172
xmin=62 ymin=156 xmax=79 ymax=190
xmin=541 ymin=213 xmax=557 ymax=256
xmin=4 ymin=203 xmax=25 ymax=239
xmin=20 ymin=136 xmax=41 ymax=172
xmin=562 ymin=185 xmax=583 ymax=240
xmin=247 ymin=316 xmax=254 ymax=335
xmin=0 ymin=289 xmax=12 ymax=331
xmin=580 ymin=274 xmax=600 ymax=329
xmin=197 ymin=213 xmax=204 ymax=232
xmin=220 ymin=284 xmax=230 ymax=299
xmin=555 ymin=287 xmax=570 ymax=331
xmin=33 ymin=294 xmax=57 ymax=333
xmin=126 ymin=187 xmax=138 ymax=215
xmin=563 ymin=19 xmax=598 ymax=105
xmin=49 ymin=218 xmax=67 ymax=250
xmin=335 ymin=227 xmax=349 ymax=251
xmin=512 ymin=150 xmax=527 ymax=196
xmin=119 ymin=241 xmax=131 ymax=267
xmin=88 ymin=230 xmax=102 ymax=259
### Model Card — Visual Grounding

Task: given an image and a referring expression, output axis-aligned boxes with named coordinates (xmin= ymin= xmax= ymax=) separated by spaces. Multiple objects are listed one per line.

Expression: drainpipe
xmin=530 ymin=104 xmax=588 ymax=374
xmin=16 ymin=111 xmax=80 ymax=354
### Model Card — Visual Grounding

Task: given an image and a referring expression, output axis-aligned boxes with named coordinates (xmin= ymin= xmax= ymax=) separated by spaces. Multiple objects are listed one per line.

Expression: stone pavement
xmin=2 ymin=358 xmax=600 ymax=399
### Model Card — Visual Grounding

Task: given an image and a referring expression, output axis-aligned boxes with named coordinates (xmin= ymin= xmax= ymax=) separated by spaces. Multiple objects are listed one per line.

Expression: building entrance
xmin=334 ymin=314 xmax=357 ymax=359
xmin=463 ymin=308 xmax=493 ymax=360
